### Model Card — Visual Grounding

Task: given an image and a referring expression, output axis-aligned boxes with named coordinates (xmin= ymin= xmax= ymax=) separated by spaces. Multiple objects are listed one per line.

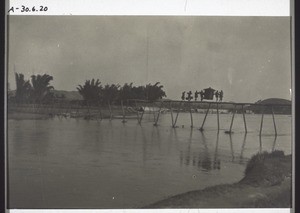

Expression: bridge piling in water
xmin=214 ymin=132 xmax=220 ymax=165
xmin=170 ymin=102 xmax=174 ymax=127
xmin=134 ymin=100 xmax=141 ymax=124
xmin=10 ymin=99 xmax=288 ymax=137
xmin=271 ymin=107 xmax=277 ymax=136
xmin=272 ymin=135 xmax=278 ymax=151
xmin=189 ymin=102 xmax=193 ymax=128
xmin=139 ymin=110 xmax=145 ymax=124
xmin=259 ymin=108 xmax=264 ymax=136
xmin=172 ymin=101 xmax=182 ymax=128
xmin=225 ymin=106 xmax=236 ymax=134
xmin=242 ymin=105 xmax=247 ymax=133
xmin=199 ymin=103 xmax=211 ymax=131
xmin=229 ymin=134 xmax=234 ymax=161
xmin=216 ymin=103 xmax=220 ymax=132
xmin=154 ymin=102 xmax=163 ymax=126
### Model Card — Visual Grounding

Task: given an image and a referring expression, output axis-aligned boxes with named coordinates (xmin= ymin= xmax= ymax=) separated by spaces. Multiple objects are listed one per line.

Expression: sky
xmin=8 ymin=16 xmax=291 ymax=102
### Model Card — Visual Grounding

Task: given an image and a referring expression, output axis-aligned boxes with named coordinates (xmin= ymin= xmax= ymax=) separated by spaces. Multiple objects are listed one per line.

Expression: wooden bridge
xmin=8 ymin=99 xmax=291 ymax=136
xmin=130 ymin=99 xmax=291 ymax=136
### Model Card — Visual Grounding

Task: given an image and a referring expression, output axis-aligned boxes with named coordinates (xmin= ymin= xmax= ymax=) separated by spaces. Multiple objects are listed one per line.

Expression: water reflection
xmin=78 ymin=121 xmax=104 ymax=155
xmin=178 ymin=130 xmax=279 ymax=171
xmin=185 ymin=130 xmax=193 ymax=166
xmin=199 ymin=132 xmax=212 ymax=171
xmin=179 ymin=131 xmax=219 ymax=172
xmin=239 ymin=134 xmax=247 ymax=164
xmin=10 ymin=123 xmax=45 ymax=156
xmin=213 ymin=133 xmax=221 ymax=170
xmin=229 ymin=134 xmax=235 ymax=161
xmin=258 ymin=134 xmax=278 ymax=153
xmin=8 ymin=115 xmax=291 ymax=208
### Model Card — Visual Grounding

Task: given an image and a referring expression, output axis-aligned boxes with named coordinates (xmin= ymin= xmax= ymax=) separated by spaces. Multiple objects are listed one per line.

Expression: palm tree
xmin=102 ymin=84 xmax=120 ymax=103
xmin=145 ymin=82 xmax=166 ymax=101
xmin=119 ymin=83 xmax=134 ymax=101
xmin=132 ymin=85 xmax=146 ymax=100
xmin=15 ymin=73 xmax=32 ymax=103
xmin=77 ymin=79 xmax=102 ymax=104
xmin=30 ymin=74 xmax=54 ymax=103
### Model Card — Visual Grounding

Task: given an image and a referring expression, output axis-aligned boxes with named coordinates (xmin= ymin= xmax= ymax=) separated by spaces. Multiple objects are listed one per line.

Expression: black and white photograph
xmin=6 ymin=12 xmax=292 ymax=210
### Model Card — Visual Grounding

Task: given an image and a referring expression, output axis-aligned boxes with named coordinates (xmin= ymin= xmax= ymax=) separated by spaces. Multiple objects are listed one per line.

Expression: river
xmin=7 ymin=112 xmax=292 ymax=208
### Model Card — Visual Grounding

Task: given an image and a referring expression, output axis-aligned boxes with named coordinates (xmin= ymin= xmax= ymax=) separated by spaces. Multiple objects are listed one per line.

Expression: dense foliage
xmin=14 ymin=73 xmax=55 ymax=103
xmin=77 ymin=79 xmax=167 ymax=104
xmin=15 ymin=73 xmax=32 ymax=103
xmin=12 ymin=72 xmax=167 ymax=104
xmin=76 ymin=79 xmax=102 ymax=104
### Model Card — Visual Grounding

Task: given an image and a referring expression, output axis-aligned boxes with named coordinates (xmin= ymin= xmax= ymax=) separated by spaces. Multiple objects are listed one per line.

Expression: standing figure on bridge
xmin=181 ymin=91 xmax=186 ymax=101
xmin=194 ymin=91 xmax=199 ymax=101
xmin=219 ymin=90 xmax=223 ymax=102
xmin=215 ymin=91 xmax=219 ymax=102
xmin=186 ymin=91 xmax=193 ymax=101
xmin=199 ymin=90 xmax=204 ymax=101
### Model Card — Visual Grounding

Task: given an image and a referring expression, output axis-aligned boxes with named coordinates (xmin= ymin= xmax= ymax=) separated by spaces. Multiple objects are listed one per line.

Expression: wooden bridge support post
xmin=242 ymin=105 xmax=248 ymax=133
xmin=229 ymin=133 xmax=234 ymax=161
xmin=259 ymin=108 xmax=264 ymax=136
xmin=199 ymin=103 xmax=211 ymax=131
xmin=139 ymin=109 xmax=145 ymax=125
xmin=121 ymin=100 xmax=126 ymax=123
xmin=214 ymin=132 xmax=220 ymax=166
xmin=271 ymin=107 xmax=277 ymax=136
xmin=154 ymin=102 xmax=163 ymax=126
xmin=135 ymin=100 xmax=140 ymax=124
xmin=170 ymin=102 xmax=174 ymax=127
xmin=135 ymin=100 xmax=145 ymax=125
xmin=216 ymin=103 xmax=220 ymax=132
xmin=173 ymin=101 xmax=182 ymax=128
xmin=229 ymin=107 xmax=237 ymax=134
xmin=240 ymin=133 xmax=247 ymax=162
xmin=189 ymin=102 xmax=193 ymax=128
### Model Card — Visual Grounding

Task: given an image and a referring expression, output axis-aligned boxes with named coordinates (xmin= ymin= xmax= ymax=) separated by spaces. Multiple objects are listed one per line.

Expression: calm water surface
xmin=8 ymin=113 xmax=292 ymax=208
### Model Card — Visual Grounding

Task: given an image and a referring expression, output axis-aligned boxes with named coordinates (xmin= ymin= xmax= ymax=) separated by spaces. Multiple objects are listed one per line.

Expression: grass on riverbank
xmin=146 ymin=150 xmax=292 ymax=208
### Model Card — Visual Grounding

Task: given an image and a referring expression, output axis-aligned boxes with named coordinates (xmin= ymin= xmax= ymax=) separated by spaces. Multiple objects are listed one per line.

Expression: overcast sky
xmin=8 ymin=16 xmax=291 ymax=102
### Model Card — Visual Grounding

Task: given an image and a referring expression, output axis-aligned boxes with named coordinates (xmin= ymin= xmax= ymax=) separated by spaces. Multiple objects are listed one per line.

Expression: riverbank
xmin=146 ymin=151 xmax=292 ymax=208
xmin=7 ymin=108 xmax=138 ymax=120
xmin=8 ymin=112 xmax=52 ymax=120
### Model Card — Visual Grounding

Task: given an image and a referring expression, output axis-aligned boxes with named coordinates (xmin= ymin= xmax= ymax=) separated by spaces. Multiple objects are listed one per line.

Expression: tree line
xmin=11 ymin=73 xmax=167 ymax=105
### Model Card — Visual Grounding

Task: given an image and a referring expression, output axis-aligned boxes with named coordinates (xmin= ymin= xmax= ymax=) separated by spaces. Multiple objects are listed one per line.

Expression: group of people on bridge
xmin=181 ymin=90 xmax=223 ymax=102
